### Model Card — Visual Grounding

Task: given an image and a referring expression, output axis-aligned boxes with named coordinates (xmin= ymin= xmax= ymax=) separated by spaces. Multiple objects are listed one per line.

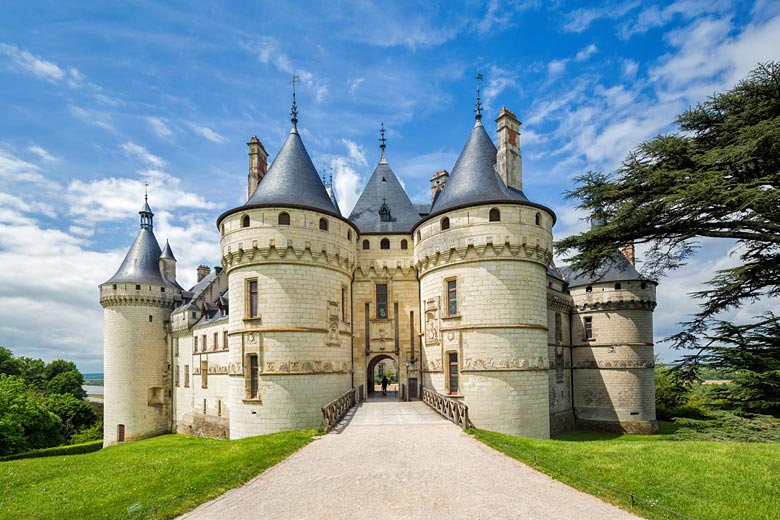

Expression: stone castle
xmin=100 ymin=101 xmax=658 ymax=447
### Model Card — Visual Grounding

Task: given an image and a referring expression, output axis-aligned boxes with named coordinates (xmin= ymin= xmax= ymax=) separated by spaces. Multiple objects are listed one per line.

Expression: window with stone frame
xmin=448 ymin=352 xmax=459 ymax=395
xmin=202 ymin=335 xmax=207 ymax=351
xmin=446 ymin=278 xmax=458 ymax=316
xmin=380 ymin=238 xmax=390 ymax=249
xmin=247 ymin=279 xmax=259 ymax=318
xmin=184 ymin=365 xmax=190 ymax=388
xmin=584 ymin=316 xmax=594 ymax=340
xmin=247 ymin=354 xmax=259 ymax=399
xmin=213 ymin=332 xmax=219 ymax=351
xmin=201 ymin=360 xmax=208 ymax=388
xmin=223 ymin=330 xmax=229 ymax=350
xmin=174 ymin=365 xmax=180 ymax=387
xmin=376 ymin=283 xmax=388 ymax=319
xmin=193 ymin=336 xmax=198 ymax=352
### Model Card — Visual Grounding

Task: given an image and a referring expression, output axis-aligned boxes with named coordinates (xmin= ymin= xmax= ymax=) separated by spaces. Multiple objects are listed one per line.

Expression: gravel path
xmin=179 ymin=399 xmax=639 ymax=519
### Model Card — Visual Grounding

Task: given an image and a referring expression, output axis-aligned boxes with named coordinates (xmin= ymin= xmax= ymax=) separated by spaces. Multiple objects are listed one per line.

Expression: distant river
xmin=83 ymin=384 xmax=104 ymax=403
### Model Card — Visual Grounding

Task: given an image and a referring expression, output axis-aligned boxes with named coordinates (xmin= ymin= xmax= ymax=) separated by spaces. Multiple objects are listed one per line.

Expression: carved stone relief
xmin=462 ymin=356 xmax=547 ymax=370
xmin=326 ymin=300 xmax=340 ymax=346
xmin=263 ymin=359 xmax=349 ymax=374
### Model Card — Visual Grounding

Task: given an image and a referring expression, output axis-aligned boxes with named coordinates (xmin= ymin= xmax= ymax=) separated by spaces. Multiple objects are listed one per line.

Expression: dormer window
xmin=379 ymin=199 xmax=392 ymax=222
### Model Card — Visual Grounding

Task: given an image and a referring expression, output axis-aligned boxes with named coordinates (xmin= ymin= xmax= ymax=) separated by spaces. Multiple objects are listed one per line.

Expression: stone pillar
xmin=496 ymin=107 xmax=522 ymax=192
xmin=247 ymin=136 xmax=269 ymax=198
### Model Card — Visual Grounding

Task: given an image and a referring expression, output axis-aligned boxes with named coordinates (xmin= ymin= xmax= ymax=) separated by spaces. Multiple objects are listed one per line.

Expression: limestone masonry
xmin=100 ymin=103 xmax=657 ymax=447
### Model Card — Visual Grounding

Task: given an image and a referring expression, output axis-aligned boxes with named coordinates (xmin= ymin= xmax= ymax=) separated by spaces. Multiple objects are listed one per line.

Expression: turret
xmin=159 ymin=240 xmax=177 ymax=284
xmin=216 ymin=91 xmax=357 ymax=438
xmin=413 ymin=104 xmax=555 ymax=439
xmin=100 ymin=196 xmax=178 ymax=446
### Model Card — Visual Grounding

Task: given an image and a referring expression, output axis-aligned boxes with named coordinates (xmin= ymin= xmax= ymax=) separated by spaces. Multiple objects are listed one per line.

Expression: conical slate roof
xmin=103 ymin=227 xmax=166 ymax=286
xmin=160 ymin=239 xmax=176 ymax=261
xmin=349 ymin=154 xmax=420 ymax=233
xmin=430 ymin=120 xmax=528 ymax=214
xmin=560 ymin=252 xmax=654 ymax=288
xmin=244 ymin=128 xmax=340 ymax=216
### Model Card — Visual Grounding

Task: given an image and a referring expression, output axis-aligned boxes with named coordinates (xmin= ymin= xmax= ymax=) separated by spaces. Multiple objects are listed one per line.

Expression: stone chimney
xmin=621 ymin=242 xmax=636 ymax=266
xmin=496 ymin=107 xmax=522 ymax=191
xmin=196 ymin=265 xmax=211 ymax=282
xmin=430 ymin=169 xmax=449 ymax=203
xmin=247 ymin=135 xmax=269 ymax=198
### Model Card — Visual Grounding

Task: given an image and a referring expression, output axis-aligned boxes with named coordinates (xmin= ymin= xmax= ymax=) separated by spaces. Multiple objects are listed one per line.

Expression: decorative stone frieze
xmin=263 ymin=360 xmax=350 ymax=374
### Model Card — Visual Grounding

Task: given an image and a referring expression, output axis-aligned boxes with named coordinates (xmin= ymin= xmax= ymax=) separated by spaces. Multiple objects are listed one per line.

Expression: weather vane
xmin=291 ymin=74 xmax=300 ymax=126
xmin=379 ymin=122 xmax=386 ymax=152
xmin=144 ymin=181 xmax=149 ymax=203
xmin=475 ymin=72 xmax=484 ymax=121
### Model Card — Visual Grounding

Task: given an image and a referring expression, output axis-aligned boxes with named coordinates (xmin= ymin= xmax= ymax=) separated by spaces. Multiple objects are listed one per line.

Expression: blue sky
xmin=1 ymin=1 xmax=778 ymax=372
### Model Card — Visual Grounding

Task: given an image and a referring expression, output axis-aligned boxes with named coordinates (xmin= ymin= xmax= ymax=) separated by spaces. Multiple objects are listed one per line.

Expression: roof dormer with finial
xmin=348 ymin=123 xmax=421 ymax=233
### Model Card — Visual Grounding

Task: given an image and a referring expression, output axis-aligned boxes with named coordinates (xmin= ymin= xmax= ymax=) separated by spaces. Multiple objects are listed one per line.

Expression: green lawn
xmin=471 ymin=424 xmax=780 ymax=520
xmin=0 ymin=430 xmax=316 ymax=520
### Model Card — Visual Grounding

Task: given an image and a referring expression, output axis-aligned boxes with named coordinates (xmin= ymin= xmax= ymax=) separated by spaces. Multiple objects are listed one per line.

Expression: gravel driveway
xmin=179 ymin=399 xmax=639 ymax=519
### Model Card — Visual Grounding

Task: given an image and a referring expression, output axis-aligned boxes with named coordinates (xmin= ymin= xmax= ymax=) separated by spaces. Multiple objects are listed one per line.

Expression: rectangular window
xmin=213 ymin=332 xmax=218 ymax=351
xmin=174 ymin=365 xmax=180 ymax=387
xmin=248 ymin=280 xmax=258 ymax=317
xmin=584 ymin=317 xmax=593 ymax=340
xmin=174 ymin=338 xmax=179 ymax=357
xmin=223 ymin=331 xmax=229 ymax=350
xmin=447 ymin=280 xmax=457 ymax=315
xmin=201 ymin=360 xmax=208 ymax=389
xmin=193 ymin=336 xmax=198 ymax=352
xmin=376 ymin=284 xmax=388 ymax=319
xmin=202 ymin=335 xmax=207 ymax=351
xmin=184 ymin=365 xmax=190 ymax=388
xmin=448 ymin=352 xmax=459 ymax=395
xmin=248 ymin=354 xmax=259 ymax=399
xmin=341 ymin=287 xmax=346 ymax=321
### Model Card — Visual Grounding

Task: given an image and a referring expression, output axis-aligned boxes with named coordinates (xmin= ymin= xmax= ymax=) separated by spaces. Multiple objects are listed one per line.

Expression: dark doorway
xmin=367 ymin=354 xmax=398 ymax=399
xmin=117 ymin=424 xmax=125 ymax=442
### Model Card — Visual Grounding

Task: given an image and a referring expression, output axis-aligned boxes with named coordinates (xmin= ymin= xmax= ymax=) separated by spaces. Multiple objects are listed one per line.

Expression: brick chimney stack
xmin=430 ymin=169 xmax=449 ymax=203
xmin=621 ymin=242 xmax=636 ymax=266
xmin=196 ymin=265 xmax=211 ymax=282
xmin=496 ymin=107 xmax=522 ymax=192
xmin=247 ymin=135 xmax=268 ymax=198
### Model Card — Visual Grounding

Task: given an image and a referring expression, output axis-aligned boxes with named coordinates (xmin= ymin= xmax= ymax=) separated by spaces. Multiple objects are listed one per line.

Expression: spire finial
xmin=139 ymin=183 xmax=154 ymax=230
xmin=475 ymin=72 xmax=484 ymax=122
xmin=144 ymin=181 xmax=148 ymax=203
xmin=379 ymin=122 xmax=387 ymax=163
xmin=290 ymin=74 xmax=300 ymax=131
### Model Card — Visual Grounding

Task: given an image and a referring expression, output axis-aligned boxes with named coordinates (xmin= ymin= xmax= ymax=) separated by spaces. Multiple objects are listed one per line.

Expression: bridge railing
xmin=422 ymin=387 xmax=471 ymax=430
xmin=321 ymin=388 xmax=356 ymax=432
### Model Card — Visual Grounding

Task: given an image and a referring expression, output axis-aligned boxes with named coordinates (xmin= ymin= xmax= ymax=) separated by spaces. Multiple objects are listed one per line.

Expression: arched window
xmin=362 ymin=239 xmax=370 ymax=250
xmin=614 ymin=282 xmax=622 ymax=290
xmin=278 ymin=212 xmax=290 ymax=225
xmin=347 ymin=230 xmax=352 ymax=241
xmin=489 ymin=208 xmax=500 ymax=222
xmin=441 ymin=217 xmax=450 ymax=230
xmin=380 ymin=238 xmax=390 ymax=250
xmin=585 ymin=285 xmax=593 ymax=293
xmin=319 ymin=218 xmax=328 ymax=231
xmin=640 ymin=282 xmax=647 ymax=289
xmin=400 ymin=239 xmax=408 ymax=250
xmin=241 ymin=215 xmax=250 ymax=228
xmin=535 ymin=212 xmax=541 ymax=226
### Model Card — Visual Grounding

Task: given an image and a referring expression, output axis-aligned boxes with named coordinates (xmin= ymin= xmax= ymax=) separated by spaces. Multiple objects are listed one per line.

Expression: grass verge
xmin=0 ymin=430 xmax=316 ymax=519
xmin=470 ymin=424 xmax=780 ymax=520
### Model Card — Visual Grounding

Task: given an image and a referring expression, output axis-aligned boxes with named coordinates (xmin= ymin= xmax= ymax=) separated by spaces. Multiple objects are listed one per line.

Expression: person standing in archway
xmin=381 ymin=375 xmax=388 ymax=397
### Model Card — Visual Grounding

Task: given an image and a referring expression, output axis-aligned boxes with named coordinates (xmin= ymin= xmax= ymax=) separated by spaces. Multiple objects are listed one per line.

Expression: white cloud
xmin=482 ymin=66 xmax=518 ymax=115
xmin=562 ymin=1 xmax=639 ymax=32
xmin=0 ymin=148 xmax=45 ymax=183
xmin=27 ymin=145 xmax=58 ymax=163
xmin=121 ymin=142 xmax=165 ymax=168
xmin=0 ymin=42 xmax=88 ymax=87
xmin=575 ymin=44 xmax=598 ymax=62
xmin=618 ymin=0 xmax=733 ymax=39
xmin=547 ymin=59 xmax=568 ymax=76
xmin=250 ymin=37 xmax=329 ymax=103
xmin=341 ymin=139 xmax=367 ymax=167
xmin=67 ymin=104 xmax=114 ymax=132
xmin=348 ymin=77 xmax=365 ymax=95
xmin=146 ymin=116 xmax=173 ymax=138
xmin=188 ymin=123 xmax=227 ymax=143
xmin=331 ymin=158 xmax=363 ymax=216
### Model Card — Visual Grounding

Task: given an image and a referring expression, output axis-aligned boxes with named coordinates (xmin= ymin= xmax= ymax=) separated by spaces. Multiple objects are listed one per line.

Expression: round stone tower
xmin=100 ymin=200 xmax=179 ymax=446
xmin=217 ymin=107 xmax=358 ymax=438
xmin=413 ymin=109 xmax=555 ymax=438
xmin=566 ymin=252 xmax=658 ymax=433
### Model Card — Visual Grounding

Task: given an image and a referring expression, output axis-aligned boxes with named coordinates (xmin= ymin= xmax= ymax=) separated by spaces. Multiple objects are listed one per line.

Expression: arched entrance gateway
xmin=367 ymin=354 xmax=399 ymax=399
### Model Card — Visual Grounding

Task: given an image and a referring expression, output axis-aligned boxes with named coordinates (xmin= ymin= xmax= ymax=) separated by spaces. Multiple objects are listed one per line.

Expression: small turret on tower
xmin=159 ymin=240 xmax=178 ymax=284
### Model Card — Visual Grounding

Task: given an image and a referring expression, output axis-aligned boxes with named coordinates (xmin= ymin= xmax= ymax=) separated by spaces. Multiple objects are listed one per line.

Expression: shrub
xmin=0 ymin=440 xmax=102 ymax=461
